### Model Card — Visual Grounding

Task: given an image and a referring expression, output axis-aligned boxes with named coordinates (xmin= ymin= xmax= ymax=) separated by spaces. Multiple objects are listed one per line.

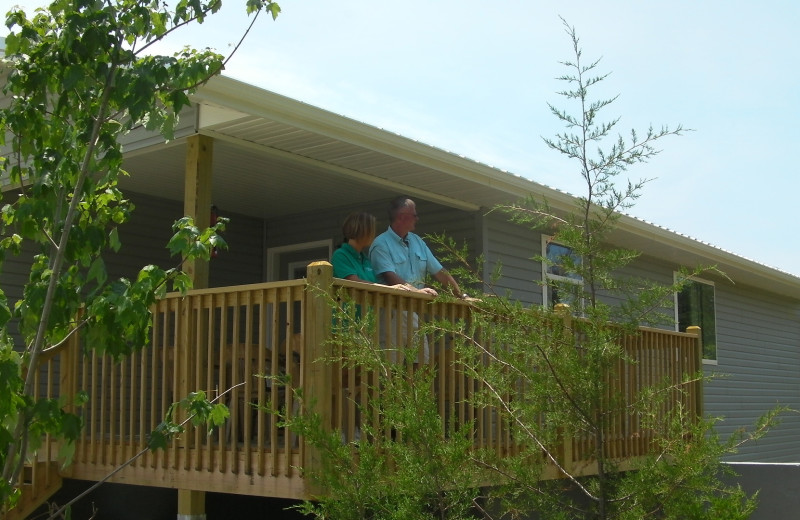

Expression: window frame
xmin=674 ymin=273 xmax=718 ymax=364
xmin=541 ymin=235 xmax=584 ymax=310
xmin=266 ymin=239 xmax=333 ymax=281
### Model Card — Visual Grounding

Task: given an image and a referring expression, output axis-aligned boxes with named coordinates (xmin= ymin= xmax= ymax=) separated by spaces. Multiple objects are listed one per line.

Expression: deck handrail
xmin=12 ymin=262 xmax=702 ymax=507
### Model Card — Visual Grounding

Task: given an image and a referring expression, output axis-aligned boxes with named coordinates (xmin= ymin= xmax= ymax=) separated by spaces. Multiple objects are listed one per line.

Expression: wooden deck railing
xmin=566 ymin=322 xmax=703 ymax=476
xmin=11 ymin=261 xmax=703 ymax=513
xmin=3 ymin=346 xmax=70 ymax=520
xmin=328 ymin=275 xmax=515 ymax=457
xmin=62 ymin=278 xmax=309 ymax=499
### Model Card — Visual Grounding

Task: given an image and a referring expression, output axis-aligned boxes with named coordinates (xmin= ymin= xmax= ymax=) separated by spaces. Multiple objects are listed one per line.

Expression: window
xmin=541 ymin=235 xmax=583 ymax=309
xmin=675 ymin=275 xmax=717 ymax=361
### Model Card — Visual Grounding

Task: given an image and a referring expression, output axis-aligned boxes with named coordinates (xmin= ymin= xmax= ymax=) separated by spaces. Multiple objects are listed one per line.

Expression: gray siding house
xmin=129 ymin=76 xmax=795 ymax=463
xmin=2 ymin=72 xmax=799 ymax=516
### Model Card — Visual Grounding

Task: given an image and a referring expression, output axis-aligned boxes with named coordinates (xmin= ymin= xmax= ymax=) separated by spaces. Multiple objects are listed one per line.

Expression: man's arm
xmin=382 ymin=270 xmax=438 ymax=296
xmin=381 ymin=270 xmax=406 ymax=286
xmin=433 ymin=269 xmax=463 ymax=297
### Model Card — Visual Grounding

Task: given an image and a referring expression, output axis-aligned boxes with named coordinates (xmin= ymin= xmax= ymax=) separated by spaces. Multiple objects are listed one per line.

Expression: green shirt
xmin=332 ymin=243 xmax=376 ymax=282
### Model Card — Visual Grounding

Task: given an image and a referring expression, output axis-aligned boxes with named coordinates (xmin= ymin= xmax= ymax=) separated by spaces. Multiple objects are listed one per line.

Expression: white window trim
xmin=673 ymin=272 xmax=718 ymax=365
xmin=541 ymin=235 xmax=583 ymax=309
xmin=266 ymin=239 xmax=333 ymax=282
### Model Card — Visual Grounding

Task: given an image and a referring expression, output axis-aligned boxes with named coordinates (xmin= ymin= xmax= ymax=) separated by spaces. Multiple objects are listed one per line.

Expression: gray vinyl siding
xmin=207 ymin=207 xmax=264 ymax=287
xmin=483 ymin=213 xmax=541 ymax=305
xmin=1 ymin=240 xmax=38 ymax=345
xmin=105 ymin=193 xmax=179 ymax=280
xmin=415 ymin=201 xmax=478 ymax=276
xmin=106 ymin=192 xmax=264 ymax=288
xmin=599 ymin=254 xmax=677 ymax=328
xmin=595 ymin=255 xmax=800 ymax=462
xmin=480 ymin=221 xmax=800 ymax=462
xmin=704 ymin=282 xmax=800 ymax=462
xmin=604 ymin=256 xmax=800 ymax=462
xmin=0 ymin=191 xmax=264 ymax=341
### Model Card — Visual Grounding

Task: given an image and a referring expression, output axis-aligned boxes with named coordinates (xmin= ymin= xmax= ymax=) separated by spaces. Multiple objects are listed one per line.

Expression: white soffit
xmin=198 ymin=103 xmax=249 ymax=129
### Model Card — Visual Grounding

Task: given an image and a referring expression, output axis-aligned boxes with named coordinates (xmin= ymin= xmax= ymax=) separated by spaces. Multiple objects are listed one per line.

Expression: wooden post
xmin=686 ymin=326 xmax=704 ymax=418
xmin=553 ymin=303 xmax=573 ymax=473
xmin=303 ymin=261 xmax=334 ymax=497
xmin=554 ymin=303 xmax=572 ymax=331
xmin=176 ymin=134 xmax=213 ymax=520
xmin=183 ymin=134 xmax=213 ymax=290
xmin=177 ymin=489 xmax=206 ymax=520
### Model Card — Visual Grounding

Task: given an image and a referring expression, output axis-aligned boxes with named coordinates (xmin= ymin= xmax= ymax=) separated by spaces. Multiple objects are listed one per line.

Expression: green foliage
xmin=398 ymin=17 xmax=784 ymax=520
xmin=451 ymin=18 xmax=777 ymax=520
xmin=282 ymin=293 xmax=482 ymax=520
xmin=0 ymin=0 xmax=279 ymax=510
xmin=148 ymin=391 xmax=229 ymax=451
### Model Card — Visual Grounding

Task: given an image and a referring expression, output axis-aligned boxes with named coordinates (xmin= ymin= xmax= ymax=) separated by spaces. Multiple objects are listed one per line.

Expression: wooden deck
xmin=9 ymin=262 xmax=702 ymax=517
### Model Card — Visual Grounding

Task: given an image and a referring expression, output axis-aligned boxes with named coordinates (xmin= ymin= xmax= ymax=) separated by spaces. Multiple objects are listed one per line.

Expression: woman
xmin=331 ymin=212 xmax=379 ymax=283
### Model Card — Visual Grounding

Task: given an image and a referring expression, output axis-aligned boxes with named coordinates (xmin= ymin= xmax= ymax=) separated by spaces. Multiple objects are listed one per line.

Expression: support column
xmin=183 ymin=133 xmax=213 ymax=290
xmin=177 ymin=134 xmax=213 ymax=520
xmin=177 ymin=489 xmax=206 ymax=520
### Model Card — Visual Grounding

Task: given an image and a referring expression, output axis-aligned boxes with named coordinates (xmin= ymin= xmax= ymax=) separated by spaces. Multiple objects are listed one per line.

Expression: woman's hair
xmin=342 ymin=212 xmax=376 ymax=241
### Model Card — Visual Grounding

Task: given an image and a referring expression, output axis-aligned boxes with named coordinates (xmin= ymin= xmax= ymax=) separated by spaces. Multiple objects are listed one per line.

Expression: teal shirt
xmin=332 ymin=243 xmax=377 ymax=282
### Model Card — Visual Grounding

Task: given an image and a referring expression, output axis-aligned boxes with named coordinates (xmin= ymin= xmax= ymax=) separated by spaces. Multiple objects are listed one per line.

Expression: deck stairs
xmin=4 ymin=461 xmax=63 ymax=520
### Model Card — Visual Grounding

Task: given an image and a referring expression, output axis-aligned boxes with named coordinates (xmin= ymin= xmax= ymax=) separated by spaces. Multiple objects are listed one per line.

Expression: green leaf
xmin=0 ymin=291 xmax=11 ymax=327
xmin=209 ymin=403 xmax=230 ymax=427
xmin=87 ymin=256 xmax=107 ymax=287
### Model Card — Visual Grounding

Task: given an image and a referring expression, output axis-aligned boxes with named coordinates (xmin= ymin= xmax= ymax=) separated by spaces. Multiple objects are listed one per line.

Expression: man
xmin=369 ymin=197 xmax=472 ymax=364
xmin=369 ymin=196 xmax=469 ymax=298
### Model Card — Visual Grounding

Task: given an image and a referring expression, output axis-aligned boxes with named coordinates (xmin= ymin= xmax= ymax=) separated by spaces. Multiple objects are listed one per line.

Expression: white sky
xmin=5 ymin=1 xmax=800 ymax=276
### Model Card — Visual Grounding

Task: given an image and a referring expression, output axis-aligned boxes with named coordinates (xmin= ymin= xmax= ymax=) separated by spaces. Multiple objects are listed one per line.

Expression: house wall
xmin=480 ymin=212 xmax=800 ymax=463
xmin=0 ymin=194 xmax=477 ymax=340
xmin=482 ymin=213 xmax=541 ymax=305
xmin=0 ymin=237 xmax=37 ymax=343
xmin=704 ymin=280 xmax=800 ymax=462
xmin=593 ymin=253 xmax=800 ymax=463
xmin=106 ymin=192 xmax=264 ymax=287
xmin=0 ymin=191 xmax=265 ymax=347
xmin=625 ymin=255 xmax=800 ymax=462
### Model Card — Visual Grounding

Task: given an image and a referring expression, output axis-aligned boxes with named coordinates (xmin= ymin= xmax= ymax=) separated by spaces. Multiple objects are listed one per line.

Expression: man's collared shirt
xmin=369 ymin=227 xmax=443 ymax=288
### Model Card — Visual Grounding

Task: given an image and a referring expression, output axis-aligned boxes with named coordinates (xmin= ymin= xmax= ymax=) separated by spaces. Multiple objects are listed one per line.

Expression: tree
xmin=0 ymin=0 xmax=280 ymax=512
xmin=431 ymin=17 xmax=782 ymax=520
xmin=289 ymin=17 xmax=784 ymax=520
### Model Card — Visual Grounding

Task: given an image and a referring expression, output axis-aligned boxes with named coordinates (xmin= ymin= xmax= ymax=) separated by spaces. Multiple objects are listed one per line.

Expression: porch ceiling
xmin=119 ymin=136 xmax=399 ymax=220
xmin=117 ymin=111 xmax=518 ymax=220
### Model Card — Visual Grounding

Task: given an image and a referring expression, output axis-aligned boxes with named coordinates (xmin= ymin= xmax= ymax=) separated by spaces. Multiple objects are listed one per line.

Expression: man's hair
xmin=388 ymin=195 xmax=413 ymax=222
xmin=341 ymin=212 xmax=376 ymax=241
